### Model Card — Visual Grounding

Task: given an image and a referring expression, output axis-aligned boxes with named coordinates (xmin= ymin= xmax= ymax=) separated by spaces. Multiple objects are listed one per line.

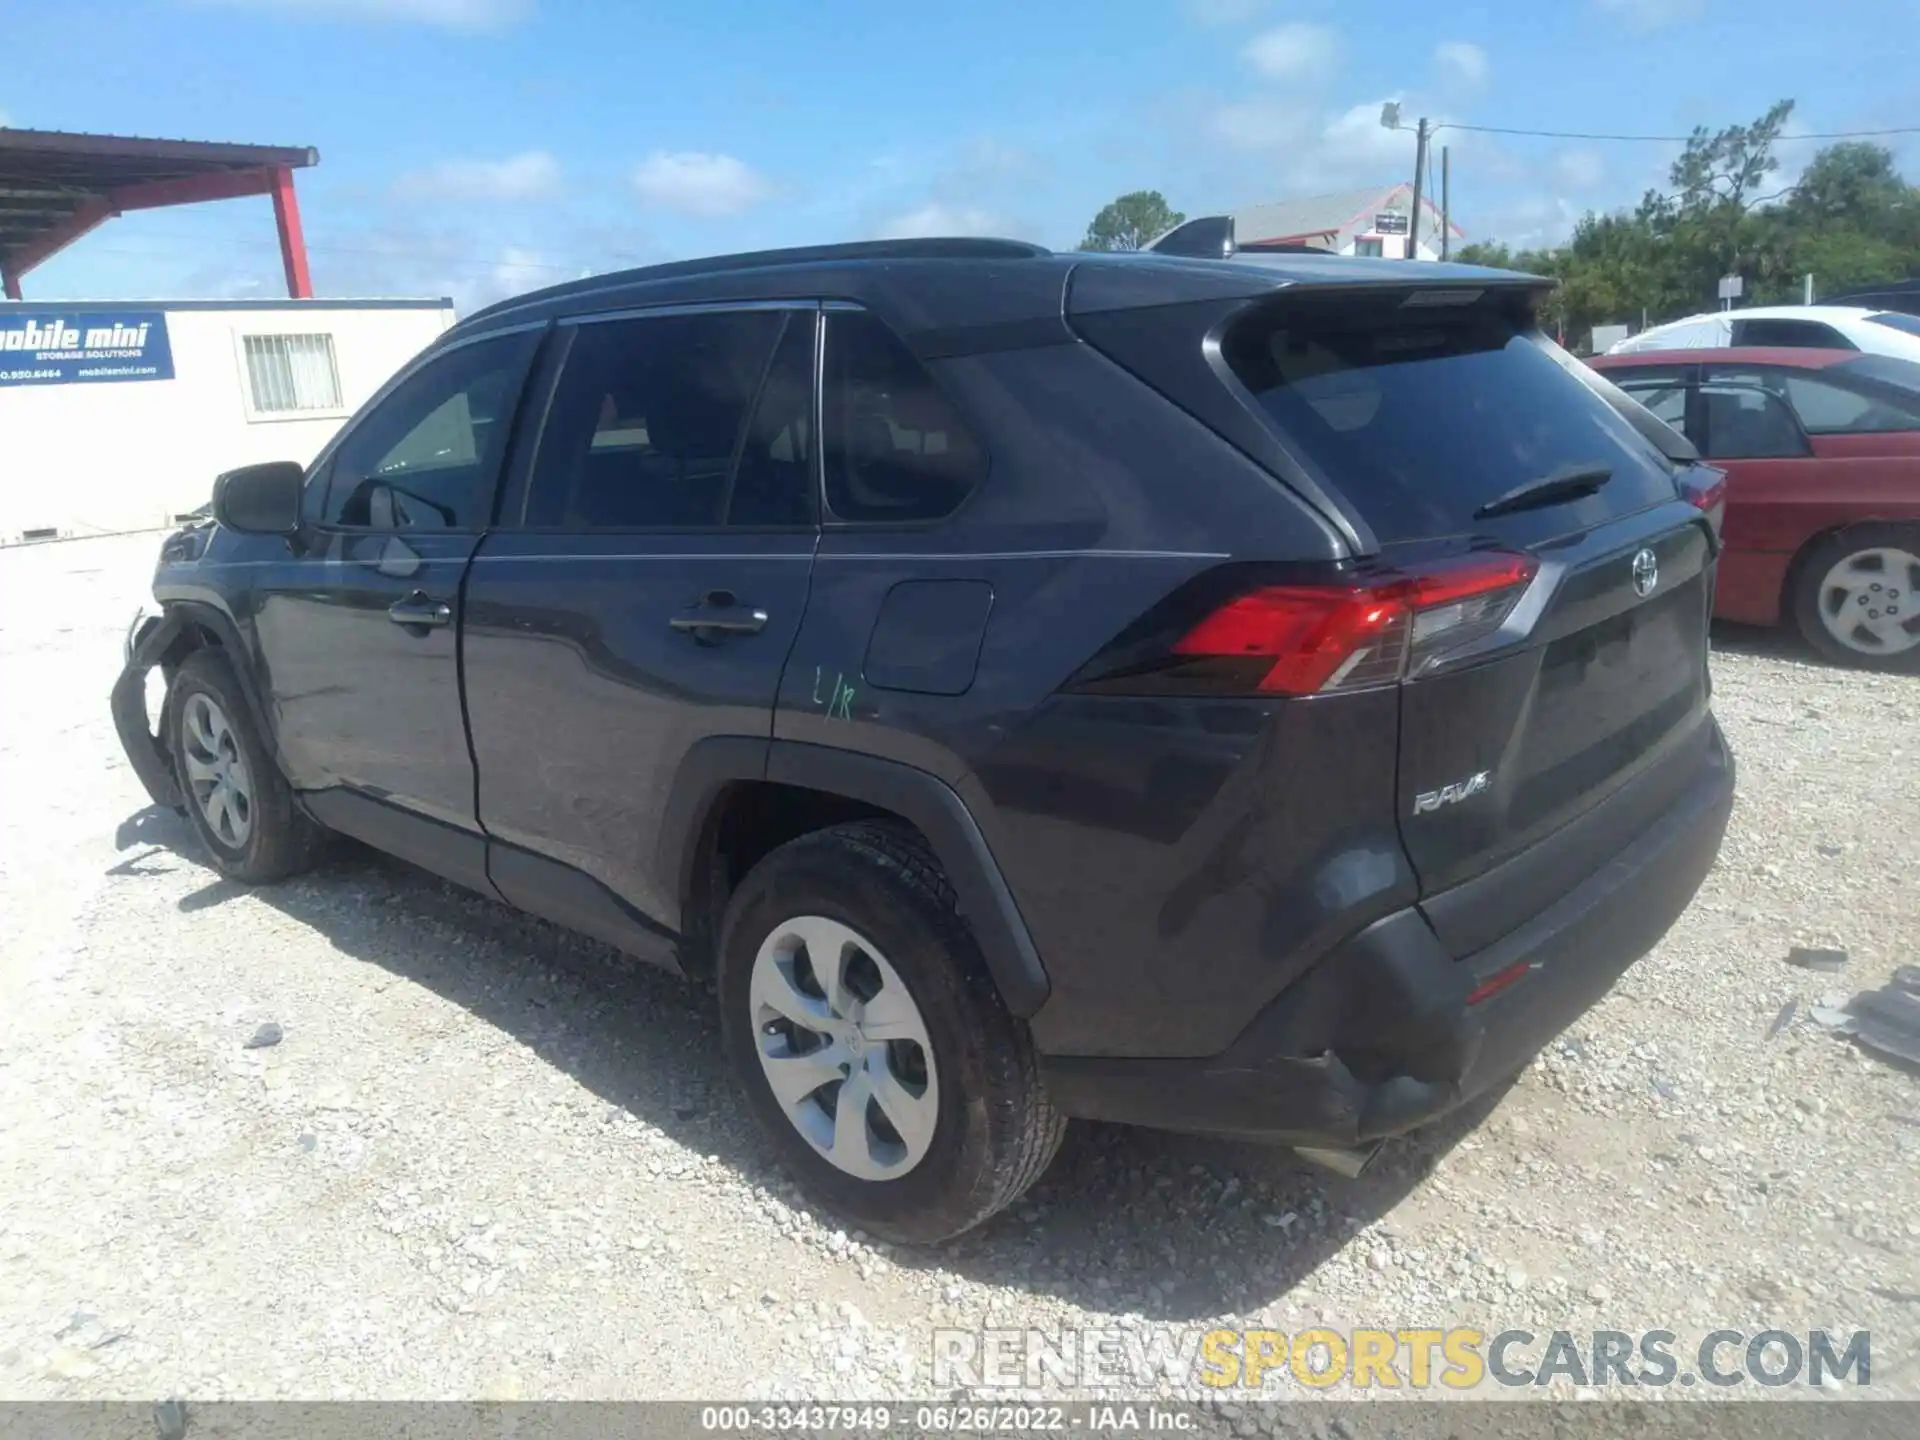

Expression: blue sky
xmin=4 ymin=0 xmax=1917 ymax=311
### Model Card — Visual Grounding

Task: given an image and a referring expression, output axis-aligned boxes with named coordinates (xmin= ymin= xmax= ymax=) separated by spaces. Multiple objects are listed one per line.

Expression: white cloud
xmin=1184 ymin=0 xmax=1267 ymax=25
xmin=1210 ymin=96 xmax=1317 ymax=153
xmin=1434 ymin=41 xmax=1489 ymax=91
xmin=1241 ymin=22 xmax=1339 ymax=82
xmin=1552 ymin=149 xmax=1607 ymax=191
xmin=1213 ymin=96 xmax=1415 ymax=192
xmin=1595 ymin=0 xmax=1705 ymax=32
xmin=874 ymin=203 xmax=1013 ymax=240
xmin=199 ymin=0 xmax=531 ymax=29
xmin=466 ymin=245 xmax=556 ymax=310
xmin=631 ymin=151 xmax=773 ymax=217
xmin=392 ymin=151 xmax=561 ymax=203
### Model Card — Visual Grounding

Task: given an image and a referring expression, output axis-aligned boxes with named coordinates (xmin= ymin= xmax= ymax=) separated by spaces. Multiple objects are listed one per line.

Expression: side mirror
xmin=211 ymin=461 xmax=305 ymax=535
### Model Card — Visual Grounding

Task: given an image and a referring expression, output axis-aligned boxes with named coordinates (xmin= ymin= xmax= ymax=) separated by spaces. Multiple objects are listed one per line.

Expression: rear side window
xmin=1223 ymin=307 xmax=1678 ymax=541
xmin=522 ymin=309 xmax=796 ymax=529
xmin=822 ymin=311 xmax=985 ymax=523
xmin=1731 ymin=318 xmax=1856 ymax=350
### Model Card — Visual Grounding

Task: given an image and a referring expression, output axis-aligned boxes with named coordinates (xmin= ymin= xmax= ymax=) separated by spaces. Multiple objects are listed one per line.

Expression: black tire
xmin=166 ymin=649 xmax=325 ymax=882
xmin=717 ymin=821 xmax=1065 ymax=1244
xmin=1791 ymin=524 xmax=1920 ymax=673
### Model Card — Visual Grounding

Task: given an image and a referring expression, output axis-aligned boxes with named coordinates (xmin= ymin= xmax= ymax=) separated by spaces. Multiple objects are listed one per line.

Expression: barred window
xmin=243 ymin=333 xmax=343 ymax=415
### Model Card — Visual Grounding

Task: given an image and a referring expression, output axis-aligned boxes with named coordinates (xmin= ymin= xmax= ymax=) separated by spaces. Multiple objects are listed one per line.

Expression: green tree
xmin=1784 ymin=142 xmax=1909 ymax=228
xmin=1460 ymin=100 xmax=1920 ymax=337
xmin=1452 ymin=241 xmax=1514 ymax=268
xmin=1079 ymin=191 xmax=1186 ymax=252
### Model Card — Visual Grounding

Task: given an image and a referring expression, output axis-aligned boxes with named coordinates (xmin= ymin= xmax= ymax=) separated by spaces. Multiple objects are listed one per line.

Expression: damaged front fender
xmin=111 ymin=609 xmax=185 ymax=811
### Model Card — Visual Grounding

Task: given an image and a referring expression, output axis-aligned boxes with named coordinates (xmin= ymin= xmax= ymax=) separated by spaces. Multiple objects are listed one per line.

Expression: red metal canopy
xmin=0 ymin=128 xmax=319 ymax=300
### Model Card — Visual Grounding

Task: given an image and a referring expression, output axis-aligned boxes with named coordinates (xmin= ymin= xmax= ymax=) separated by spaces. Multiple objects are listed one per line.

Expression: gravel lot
xmin=1 ymin=532 xmax=1916 ymax=1403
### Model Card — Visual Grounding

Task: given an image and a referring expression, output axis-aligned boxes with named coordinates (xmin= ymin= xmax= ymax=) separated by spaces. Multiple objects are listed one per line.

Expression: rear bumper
xmin=1039 ymin=717 xmax=1735 ymax=1148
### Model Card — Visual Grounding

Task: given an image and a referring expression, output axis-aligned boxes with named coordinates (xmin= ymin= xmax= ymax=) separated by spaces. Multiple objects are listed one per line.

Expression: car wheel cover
xmin=1816 ymin=545 xmax=1920 ymax=656
xmin=181 ymin=692 xmax=255 ymax=849
xmin=748 ymin=915 xmax=940 ymax=1181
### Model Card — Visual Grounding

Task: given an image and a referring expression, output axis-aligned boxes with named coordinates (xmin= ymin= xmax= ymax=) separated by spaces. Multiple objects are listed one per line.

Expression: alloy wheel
xmin=181 ymin=692 xmax=255 ymax=849
xmin=747 ymin=915 xmax=940 ymax=1181
xmin=1815 ymin=546 xmax=1920 ymax=659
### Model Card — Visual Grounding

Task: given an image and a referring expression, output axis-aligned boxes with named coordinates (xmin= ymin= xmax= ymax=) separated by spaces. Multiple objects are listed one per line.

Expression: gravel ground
xmin=0 ymin=532 xmax=1916 ymax=1404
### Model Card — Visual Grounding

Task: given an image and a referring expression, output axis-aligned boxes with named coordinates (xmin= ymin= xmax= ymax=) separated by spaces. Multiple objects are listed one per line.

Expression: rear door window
xmin=1697 ymin=383 xmax=1811 ymax=459
xmin=1222 ymin=305 xmax=1679 ymax=541
xmin=1611 ymin=369 xmax=1694 ymax=440
xmin=520 ymin=309 xmax=798 ymax=529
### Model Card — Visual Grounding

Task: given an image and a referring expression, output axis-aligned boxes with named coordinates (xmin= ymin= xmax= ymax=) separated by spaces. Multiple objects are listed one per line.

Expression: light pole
xmin=1381 ymin=104 xmax=1432 ymax=260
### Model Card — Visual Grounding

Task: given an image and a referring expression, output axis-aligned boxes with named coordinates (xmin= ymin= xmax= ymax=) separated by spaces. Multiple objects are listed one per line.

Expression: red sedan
xmin=1591 ymin=347 xmax=1920 ymax=670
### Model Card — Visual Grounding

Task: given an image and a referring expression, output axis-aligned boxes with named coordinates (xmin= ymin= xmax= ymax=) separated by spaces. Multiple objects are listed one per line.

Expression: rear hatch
xmin=1073 ymin=275 xmax=1722 ymax=953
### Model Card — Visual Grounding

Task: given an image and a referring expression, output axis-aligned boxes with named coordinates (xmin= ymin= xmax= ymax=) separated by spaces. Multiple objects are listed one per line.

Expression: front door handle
xmin=388 ymin=592 xmax=452 ymax=630
xmin=669 ymin=605 xmax=768 ymax=639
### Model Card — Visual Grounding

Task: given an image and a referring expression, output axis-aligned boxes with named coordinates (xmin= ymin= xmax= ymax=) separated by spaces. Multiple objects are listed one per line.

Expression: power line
xmin=1437 ymin=121 xmax=1920 ymax=143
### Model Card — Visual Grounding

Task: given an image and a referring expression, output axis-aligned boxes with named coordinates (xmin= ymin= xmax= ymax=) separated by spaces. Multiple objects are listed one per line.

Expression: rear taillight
xmin=1680 ymin=467 xmax=1727 ymax=538
xmin=1169 ymin=552 xmax=1538 ymax=696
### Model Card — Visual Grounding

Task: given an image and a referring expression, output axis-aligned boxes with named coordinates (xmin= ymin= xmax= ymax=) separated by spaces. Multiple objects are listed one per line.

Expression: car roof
xmin=1636 ymin=305 xmax=1885 ymax=331
xmin=1593 ymin=347 xmax=1858 ymax=371
xmin=1726 ymin=304 xmax=1882 ymax=323
xmin=448 ymin=238 xmax=1546 ymax=349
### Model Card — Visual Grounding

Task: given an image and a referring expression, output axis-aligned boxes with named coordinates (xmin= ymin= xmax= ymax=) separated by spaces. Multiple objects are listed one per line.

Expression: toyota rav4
xmin=114 ymin=234 xmax=1735 ymax=1243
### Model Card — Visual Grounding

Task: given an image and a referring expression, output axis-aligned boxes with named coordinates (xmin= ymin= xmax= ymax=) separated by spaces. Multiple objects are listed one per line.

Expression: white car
xmin=1607 ymin=304 xmax=1920 ymax=362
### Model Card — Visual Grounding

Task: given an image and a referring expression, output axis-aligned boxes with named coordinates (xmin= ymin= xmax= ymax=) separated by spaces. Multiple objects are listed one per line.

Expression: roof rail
xmin=461 ymin=236 xmax=1052 ymax=327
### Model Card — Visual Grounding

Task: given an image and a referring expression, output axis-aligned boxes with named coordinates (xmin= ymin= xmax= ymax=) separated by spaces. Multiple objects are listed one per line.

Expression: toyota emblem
xmin=1631 ymin=548 xmax=1659 ymax=598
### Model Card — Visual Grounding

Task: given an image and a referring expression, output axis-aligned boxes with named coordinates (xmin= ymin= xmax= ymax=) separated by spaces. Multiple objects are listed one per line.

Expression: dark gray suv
xmin=114 ymin=235 xmax=1735 ymax=1242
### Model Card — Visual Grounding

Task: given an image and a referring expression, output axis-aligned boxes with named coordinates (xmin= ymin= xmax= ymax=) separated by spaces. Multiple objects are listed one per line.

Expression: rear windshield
xmin=1868 ymin=311 xmax=1920 ymax=338
xmin=1223 ymin=306 xmax=1681 ymax=542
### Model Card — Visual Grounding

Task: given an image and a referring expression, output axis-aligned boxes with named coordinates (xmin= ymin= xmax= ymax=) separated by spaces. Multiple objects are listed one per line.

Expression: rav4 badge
xmin=1413 ymin=770 xmax=1492 ymax=815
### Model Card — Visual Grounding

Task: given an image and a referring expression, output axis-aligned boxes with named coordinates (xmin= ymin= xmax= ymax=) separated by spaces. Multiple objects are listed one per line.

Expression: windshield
xmin=1867 ymin=311 xmax=1920 ymax=337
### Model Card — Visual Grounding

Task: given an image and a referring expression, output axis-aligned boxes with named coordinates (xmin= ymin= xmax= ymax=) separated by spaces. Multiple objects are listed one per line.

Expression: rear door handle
xmin=669 ymin=604 xmax=768 ymax=639
xmin=388 ymin=592 xmax=452 ymax=629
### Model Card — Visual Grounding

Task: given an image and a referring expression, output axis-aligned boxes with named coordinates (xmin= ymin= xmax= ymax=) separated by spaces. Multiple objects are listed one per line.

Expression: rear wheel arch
xmin=660 ymin=739 xmax=1050 ymax=1016
xmin=1779 ymin=522 xmax=1858 ymax=618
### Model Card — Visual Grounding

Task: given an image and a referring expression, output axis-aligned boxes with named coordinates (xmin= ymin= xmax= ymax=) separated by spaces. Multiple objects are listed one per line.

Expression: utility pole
xmin=1407 ymin=117 xmax=1430 ymax=260
xmin=1440 ymin=146 xmax=1451 ymax=262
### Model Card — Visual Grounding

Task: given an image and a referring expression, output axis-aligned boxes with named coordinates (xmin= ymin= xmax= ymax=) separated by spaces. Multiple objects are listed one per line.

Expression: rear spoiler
xmin=1147 ymin=214 xmax=1333 ymax=260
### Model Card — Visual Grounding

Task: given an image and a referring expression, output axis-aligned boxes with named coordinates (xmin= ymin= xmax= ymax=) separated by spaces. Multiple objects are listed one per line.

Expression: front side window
xmin=243 ymin=333 xmax=343 ymax=417
xmin=521 ymin=309 xmax=806 ymax=529
xmin=1709 ymin=364 xmax=1920 ymax=436
xmin=822 ymin=311 xmax=986 ymax=524
xmin=322 ymin=333 xmax=532 ymax=530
